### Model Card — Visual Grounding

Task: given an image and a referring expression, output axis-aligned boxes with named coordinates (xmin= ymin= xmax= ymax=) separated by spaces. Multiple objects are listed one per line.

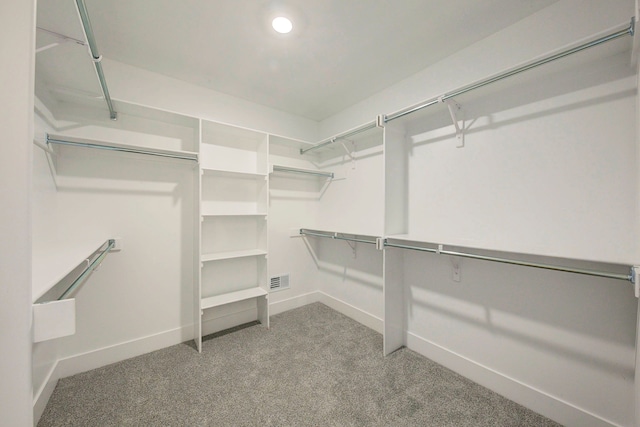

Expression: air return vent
xmin=270 ymin=274 xmax=290 ymax=292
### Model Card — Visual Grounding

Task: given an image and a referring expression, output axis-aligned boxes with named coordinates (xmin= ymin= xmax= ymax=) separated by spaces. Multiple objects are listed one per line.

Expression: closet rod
xmin=272 ymin=165 xmax=334 ymax=178
xmin=46 ymin=134 xmax=199 ymax=162
xmin=384 ymin=18 xmax=635 ymax=123
xmin=300 ymin=120 xmax=378 ymax=155
xmin=300 ymin=229 xmax=378 ymax=245
xmin=74 ymin=0 xmax=117 ymax=121
xmin=57 ymin=239 xmax=115 ymax=301
xmin=384 ymin=240 xmax=633 ymax=282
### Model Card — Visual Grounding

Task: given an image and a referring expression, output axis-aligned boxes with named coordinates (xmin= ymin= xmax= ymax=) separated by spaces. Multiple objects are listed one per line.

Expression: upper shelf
xmin=46 ymin=133 xmax=199 ymax=162
xmin=270 ymin=164 xmax=334 ymax=179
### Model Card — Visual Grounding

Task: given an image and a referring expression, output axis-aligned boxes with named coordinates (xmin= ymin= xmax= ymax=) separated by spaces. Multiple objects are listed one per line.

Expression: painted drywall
xmin=318 ymin=0 xmax=635 ymax=139
xmin=0 ymin=0 xmax=35 ymax=425
xmin=308 ymin=134 xmax=386 ymax=328
xmin=32 ymin=102 xmax=196 ymax=367
xmin=267 ymin=141 xmax=323 ymax=313
xmin=315 ymin=1 xmax=638 ymax=426
xmin=403 ymin=59 xmax=636 ymax=263
xmin=101 ymin=58 xmax=320 ymax=143
xmin=403 ymin=250 xmax=636 ymax=426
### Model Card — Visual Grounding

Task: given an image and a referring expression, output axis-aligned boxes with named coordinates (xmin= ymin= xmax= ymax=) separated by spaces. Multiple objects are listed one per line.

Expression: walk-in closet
xmin=3 ymin=0 xmax=640 ymax=426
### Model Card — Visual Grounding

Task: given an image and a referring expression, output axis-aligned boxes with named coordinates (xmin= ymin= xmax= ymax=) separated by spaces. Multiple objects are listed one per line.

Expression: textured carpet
xmin=38 ymin=303 xmax=561 ymax=426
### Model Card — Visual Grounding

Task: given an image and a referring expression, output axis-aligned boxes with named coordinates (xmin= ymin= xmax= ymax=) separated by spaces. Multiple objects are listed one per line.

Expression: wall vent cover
xmin=270 ymin=274 xmax=290 ymax=292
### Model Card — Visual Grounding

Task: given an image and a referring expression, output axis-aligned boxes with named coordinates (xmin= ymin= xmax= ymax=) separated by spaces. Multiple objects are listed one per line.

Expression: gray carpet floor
xmin=38 ymin=303 xmax=561 ymax=426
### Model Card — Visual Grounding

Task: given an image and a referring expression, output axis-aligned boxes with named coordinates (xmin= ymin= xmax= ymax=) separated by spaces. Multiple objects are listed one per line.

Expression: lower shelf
xmin=201 ymin=287 xmax=268 ymax=310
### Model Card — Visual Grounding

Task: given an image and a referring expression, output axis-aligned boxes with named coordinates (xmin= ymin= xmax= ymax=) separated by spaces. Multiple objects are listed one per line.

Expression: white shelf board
xmin=202 ymin=211 xmax=267 ymax=218
xmin=270 ymin=164 xmax=334 ymax=179
xmin=201 ymin=287 xmax=268 ymax=310
xmin=47 ymin=133 xmax=198 ymax=162
xmin=32 ymin=238 xmax=108 ymax=302
xmin=269 ymin=134 xmax=315 ymax=150
xmin=202 ymin=168 xmax=267 ymax=179
xmin=202 ymin=249 xmax=267 ymax=262
xmin=385 ymin=233 xmax=477 ymax=248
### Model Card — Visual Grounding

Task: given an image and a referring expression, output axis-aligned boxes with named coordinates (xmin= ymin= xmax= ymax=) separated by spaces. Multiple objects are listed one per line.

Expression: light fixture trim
xmin=272 ymin=16 xmax=293 ymax=34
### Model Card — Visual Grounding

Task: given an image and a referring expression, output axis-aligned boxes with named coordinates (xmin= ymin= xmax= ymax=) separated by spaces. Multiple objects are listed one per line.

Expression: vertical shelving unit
xmin=195 ymin=120 xmax=269 ymax=352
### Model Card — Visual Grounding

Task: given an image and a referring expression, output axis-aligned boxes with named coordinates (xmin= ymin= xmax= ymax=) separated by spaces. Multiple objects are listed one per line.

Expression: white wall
xmin=0 ymin=0 xmax=35 ymax=425
xmin=319 ymin=0 xmax=636 ymax=139
xmin=306 ymin=132 xmax=386 ymax=330
xmin=316 ymin=1 xmax=638 ymax=426
xmin=403 ymin=58 xmax=636 ymax=263
xmin=101 ymin=58 xmax=319 ymax=143
xmin=32 ymin=102 xmax=196 ymax=375
xmin=267 ymin=141 xmax=323 ymax=313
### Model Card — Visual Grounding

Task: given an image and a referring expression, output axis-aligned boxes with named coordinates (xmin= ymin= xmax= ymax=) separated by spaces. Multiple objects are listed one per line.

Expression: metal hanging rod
xmin=74 ymin=0 xmax=117 ymax=121
xmin=300 ymin=120 xmax=379 ymax=155
xmin=384 ymin=239 xmax=634 ymax=283
xmin=300 ymin=228 xmax=378 ymax=245
xmin=35 ymin=239 xmax=116 ymax=304
xmin=272 ymin=165 xmax=334 ymax=178
xmin=385 ymin=18 xmax=635 ymax=123
xmin=46 ymin=133 xmax=199 ymax=162
xmin=58 ymin=239 xmax=116 ymax=300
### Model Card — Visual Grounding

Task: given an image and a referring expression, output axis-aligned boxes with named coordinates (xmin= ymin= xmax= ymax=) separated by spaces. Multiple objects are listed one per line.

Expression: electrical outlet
xmin=452 ymin=263 xmax=461 ymax=282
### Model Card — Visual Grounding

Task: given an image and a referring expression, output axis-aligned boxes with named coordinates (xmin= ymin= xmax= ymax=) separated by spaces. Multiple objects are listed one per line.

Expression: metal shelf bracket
xmin=440 ymin=97 xmax=464 ymax=148
xmin=631 ymin=266 xmax=640 ymax=298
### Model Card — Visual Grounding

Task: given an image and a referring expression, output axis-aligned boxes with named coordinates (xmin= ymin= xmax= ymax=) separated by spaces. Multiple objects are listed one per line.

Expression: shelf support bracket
xmin=440 ymin=97 xmax=464 ymax=148
xmin=631 ymin=266 xmax=640 ymax=298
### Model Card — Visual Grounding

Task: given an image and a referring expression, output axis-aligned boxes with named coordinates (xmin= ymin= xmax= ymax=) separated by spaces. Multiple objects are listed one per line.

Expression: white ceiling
xmin=36 ymin=0 xmax=558 ymax=121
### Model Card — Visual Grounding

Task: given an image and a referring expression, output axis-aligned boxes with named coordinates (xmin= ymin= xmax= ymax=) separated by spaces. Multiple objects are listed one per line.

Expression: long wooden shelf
xmin=201 ymin=287 xmax=268 ymax=310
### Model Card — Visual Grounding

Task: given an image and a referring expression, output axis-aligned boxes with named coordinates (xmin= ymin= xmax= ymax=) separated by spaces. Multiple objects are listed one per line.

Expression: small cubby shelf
xmin=202 ymin=167 xmax=267 ymax=179
xmin=202 ymin=212 xmax=268 ymax=217
xmin=201 ymin=287 xmax=268 ymax=310
xmin=200 ymin=120 xmax=268 ymax=175
xmin=201 ymin=249 xmax=267 ymax=262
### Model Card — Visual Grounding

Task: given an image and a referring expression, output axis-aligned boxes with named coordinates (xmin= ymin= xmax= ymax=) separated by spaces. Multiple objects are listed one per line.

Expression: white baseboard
xmin=270 ymin=290 xmax=383 ymax=333
xmin=406 ymin=332 xmax=619 ymax=427
xmin=269 ymin=291 xmax=321 ymax=316
xmin=33 ymin=361 xmax=59 ymax=426
xmin=316 ymin=291 xmax=383 ymax=334
xmin=55 ymin=325 xmax=193 ymax=380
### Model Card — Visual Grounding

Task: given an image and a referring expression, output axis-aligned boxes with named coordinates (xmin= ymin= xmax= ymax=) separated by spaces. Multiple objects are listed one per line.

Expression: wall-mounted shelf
xmin=46 ymin=133 xmax=198 ymax=162
xmin=202 ymin=212 xmax=268 ymax=218
xmin=203 ymin=168 xmax=267 ymax=179
xmin=270 ymin=164 xmax=334 ymax=179
xmin=202 ymin=249 xmax=267 ymax=262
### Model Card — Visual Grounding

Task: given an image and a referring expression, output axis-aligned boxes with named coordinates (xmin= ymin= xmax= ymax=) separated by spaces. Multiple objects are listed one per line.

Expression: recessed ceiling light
xmin=272 ymin=16 xmax=293 ymax=34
